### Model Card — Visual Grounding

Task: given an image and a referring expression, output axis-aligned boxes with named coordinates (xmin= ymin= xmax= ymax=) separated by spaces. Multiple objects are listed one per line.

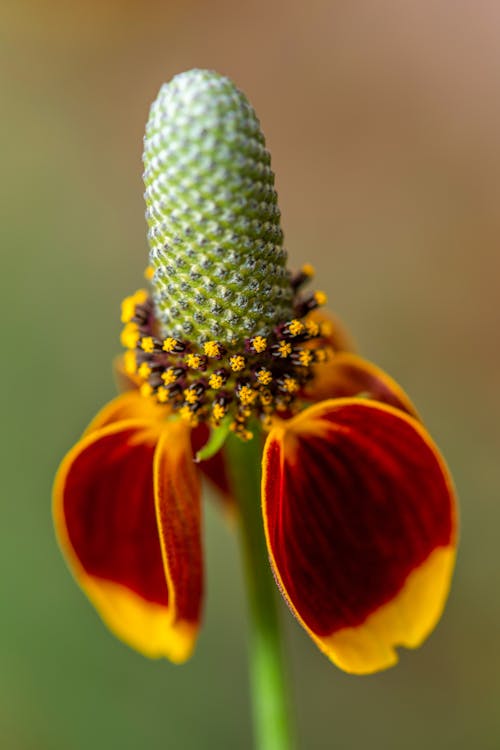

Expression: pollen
xmin=144 ymin=266 xmax=154 ymax=280
xmin=186 ymin=353 xmax=202 ymax=369
xmin=212 ymin=403 xmax=227 ymax=422
xmin=120 ymin=298 xmax=136 ymax=325
xmin=288 ymin=319 xmax=305 ymax=337
xmin=251 ymin=336 xmax=267 ymax=353
xmin=157 ymin=387 xmax=169 ymax=403
xmin=120 ymin=289 xmax=148 ymax=323
xmin=162 ymin=369 xmax=178 ymax=385
xmin=203 ymin=341 xmax=222 ymax=358
xmin=163 ymin=337 xmax=183 ymax=354
xmin=281 ymin=376 xmax=299 ymax=394
xmin=229 ymin=354 xmax=245 ymax=372
xmin=276 ymin=341 xmax=292 ymax=358
xmin=140 ymin=336 xmax=156 ymax=353
xmin=297 ymin=349 xmax=314 ymax=367
xmin=183 ymin=387 xmax=201 ymax=404
xmin=179 ymin=404 xmax=200 ymax=426
xmin=140 ymin=382 xmax=153 ymax=398
xmin=120 ymin=323 xmax=140 ymax=349
xmin=124 ymin=349 xmax=137 ymax=375
xmin=302 ymin=263 xmax=315 ymax=277
xmin=209 ymin=373 xmax=223 ymax=389
xmin=260 ymin=389 xmax=273 ymax=406
xmin=305 ymin=319 xmax=320 ymax=337
xmin=256 ymin=368 xmax=273 ymax=385
xmin=138 ymin=362 xmax=152 ymax=379
xmin=238 ymin=385 xmax=257 ymax=406
xmin=314 ymin=290 xmax=328 ymax=306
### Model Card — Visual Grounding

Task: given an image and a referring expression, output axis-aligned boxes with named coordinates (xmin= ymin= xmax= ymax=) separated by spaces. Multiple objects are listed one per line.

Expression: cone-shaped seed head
xmin=143 ymin=69 xmax=294 ymax=345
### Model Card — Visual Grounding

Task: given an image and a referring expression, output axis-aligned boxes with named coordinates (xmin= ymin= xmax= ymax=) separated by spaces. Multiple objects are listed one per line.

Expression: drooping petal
xmin=153 ymin=420 xmax=203 ymax=660
xmin=53 ymin=418 xmax=202 ymax=662
xmin=85 ymin=392 xmax=233 ymax=507
xmin=262 ymin=399 xmax=457 ymax=674
xmin=305 ymin=352 xmax=418 ymax=417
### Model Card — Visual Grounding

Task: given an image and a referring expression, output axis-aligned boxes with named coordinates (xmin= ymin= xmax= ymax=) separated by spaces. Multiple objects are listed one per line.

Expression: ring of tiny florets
xmin=120 ymin=265 xmax=331 ymax=440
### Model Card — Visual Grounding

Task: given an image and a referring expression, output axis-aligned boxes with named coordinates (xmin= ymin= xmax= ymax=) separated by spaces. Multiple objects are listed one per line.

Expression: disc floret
xmin=120 ymin=266 xmax=331 ymax=439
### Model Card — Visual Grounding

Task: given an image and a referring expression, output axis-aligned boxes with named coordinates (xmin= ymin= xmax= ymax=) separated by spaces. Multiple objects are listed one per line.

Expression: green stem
xmin=225 ymin=432 xmax=295 ymax=750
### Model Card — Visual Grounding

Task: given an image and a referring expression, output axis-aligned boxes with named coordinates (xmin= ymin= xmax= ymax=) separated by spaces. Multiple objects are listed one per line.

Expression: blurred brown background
xmin=2 ymin=1 xmax=499 ymax=748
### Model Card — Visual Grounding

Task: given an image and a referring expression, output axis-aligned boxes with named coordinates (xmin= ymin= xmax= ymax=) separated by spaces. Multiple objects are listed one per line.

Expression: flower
xmin=53 ymin=70 xmax=457 ymax=674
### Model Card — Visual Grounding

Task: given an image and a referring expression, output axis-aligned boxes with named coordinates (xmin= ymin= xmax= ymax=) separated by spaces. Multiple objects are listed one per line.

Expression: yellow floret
xmin=120 ymin=289 xmax=148 ymax=323
xmin=183 ymin=388 xmax=199 ymax=404
xmin=141 ymin=337 xmax=155 ymax=353
xmin=314 ymin=290 xmax=328 ymax=306
xmin=203 ymin=341 xmax=221 ymax=358
xmin=120 ymin=297 xmax=136 ymax=325
xmin=305 ymin=320 xmax=320 ymax=337
xmin=212 ymin=403 xmax=227 ymax=422
xmin=157 ymin=388 xmax=169 ymax=403
xmin=260 ymin=389 xmax=273 ymax=406
xmin=239 ymin=386 xmax=257 ymax=405
xmin=209 ymin=373 xmax=223 ymax=390
xmin=124 ymin=350 xmax=137 ymax=375
xmin=278 ymin=341 xmax=292 ymax=358
xmin=252 ymin=336 xmax=267 ymax=353
xmin=179 ymin=405 xmax=199 ymax=426
xmin=229 ymin=355 xmax=245 ymax=372
xmin=282 ymin=377 xmax=299 ymax=394
xmin=185 ymin=354 xmax=202 ymax=369
xmin=298 ymin=350 xmax=314 ymax=367
xmin=140 ymin=382 xmax=153 ymax=398
xmin=161 ymin=370 xmax=178 ymax=385
xmin=138 ymin=362 xmax=152 ymax=380
xmin=120 ymin=322 xmax=140 ymax=349
xmin=162 ymin=337 xmax=179 ymax=353
xmin=301 ymin=263 xmax=315 ymax=277
xmin=256 ymin=369 xmax=272 ymax=386
xmin=288 ymin=319 xmax=304 ymax=336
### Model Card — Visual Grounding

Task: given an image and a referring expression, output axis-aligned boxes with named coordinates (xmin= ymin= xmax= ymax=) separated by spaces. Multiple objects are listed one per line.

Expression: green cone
xmin=143 ymin=69 xmax=294 ymax=346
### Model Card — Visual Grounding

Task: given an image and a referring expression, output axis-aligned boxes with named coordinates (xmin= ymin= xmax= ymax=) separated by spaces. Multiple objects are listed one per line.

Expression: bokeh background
xmin=2 ymin=1 xmax=499 ymax=748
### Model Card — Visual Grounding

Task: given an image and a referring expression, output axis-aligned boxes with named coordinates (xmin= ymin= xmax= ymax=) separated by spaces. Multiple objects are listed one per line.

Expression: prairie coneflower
xmin=54 ymin=70 xmax=457 ymax=750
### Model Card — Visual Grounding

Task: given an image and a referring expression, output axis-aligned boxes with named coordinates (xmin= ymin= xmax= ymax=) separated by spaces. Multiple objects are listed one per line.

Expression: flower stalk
xmin=226 ymin=430 xmax=295 ymax=750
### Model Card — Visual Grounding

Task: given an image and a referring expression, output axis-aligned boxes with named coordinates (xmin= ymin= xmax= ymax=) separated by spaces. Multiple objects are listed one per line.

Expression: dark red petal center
xmin=64 ymin=427 xmax=168 ymax=606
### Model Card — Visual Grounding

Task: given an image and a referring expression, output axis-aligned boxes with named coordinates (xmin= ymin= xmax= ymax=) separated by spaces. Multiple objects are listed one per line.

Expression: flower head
xmin=54 ymin=70 xmax=457 ymax=674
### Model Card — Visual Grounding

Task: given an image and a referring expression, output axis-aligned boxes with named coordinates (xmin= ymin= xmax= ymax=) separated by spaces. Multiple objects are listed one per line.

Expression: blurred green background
xmin=2 ymin=1 xmax=499 ymax=748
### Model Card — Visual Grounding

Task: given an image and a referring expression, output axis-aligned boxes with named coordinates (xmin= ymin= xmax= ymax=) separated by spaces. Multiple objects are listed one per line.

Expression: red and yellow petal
xmin=262 ymin=398 xmax=457 ymax=674
xmin=53 ymin=418 xmax=202 ymax=663
xmin=153 ymin=420 xmax=203 ymax=659
xmin=84 ymin=391 xmax=233 ymax=507
xmin=305 ymin=352 xmax=419 ymax=418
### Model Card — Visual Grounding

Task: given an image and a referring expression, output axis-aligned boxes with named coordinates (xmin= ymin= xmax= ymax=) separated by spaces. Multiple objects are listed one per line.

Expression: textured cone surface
xmin=143 ymin=69 xmax=294 ymax=345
